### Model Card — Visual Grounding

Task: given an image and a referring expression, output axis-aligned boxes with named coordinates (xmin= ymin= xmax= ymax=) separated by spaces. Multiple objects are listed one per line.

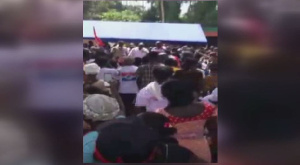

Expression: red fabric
xmin=174 ymin=56 xmax=181 ymax=67
xmin=167 ymin=103 xmax=215 ymax=125
xmin=93 ymin=26 xmax=105 ymax=47
xmin=94 ymin=147 xmax=156 ymax=163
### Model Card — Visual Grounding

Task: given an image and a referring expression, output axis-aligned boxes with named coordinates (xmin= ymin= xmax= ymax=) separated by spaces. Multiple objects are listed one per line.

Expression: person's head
xmin=88 ymin=41 xmax=94 ymax=48
xmin=209 ymin=62 xmax=218 ymax=74
xmin=171 ymin=48 xmax=178 ymax=54
xmin=118 ymin=41 xmax=124 ymax=47
xmin=142 ymin=55 xmax=149 ymax=65
xmin=122 ymin=57 xmax=135 ymax=66
xmin=95 ymin=56 xmax=109 ymax=68
xmin=83 ymin=83 xmax=110 ymax=96
xmin=137 ymin=112 xmax=177 ymax=137
xmin=153 ymin=66 xmax=173 ymax=84
xmin=155 ymin=41 xmax=162 ymax=48
xmin=162 ymin=80 xmax=197 ymax=108
xmin=164 ymin=58 xmax=178 ymax=67
xmin=83 ymin=63 xmax=100 ymax=81
xmin=138 ymin=42 xmax=144 ymax=49
xmin=194 ymin=52 xmax=203 ymax=62
xmin=93 ymin=117 xmax=161 ymax=163
xmin=83 ymin=94 xmax=120 ymax=127
xmin=148 ymin=52 xmax=159 ymax=63
xmin=129 ymin=43 xmax=135 ymax=48
xmin=83 ymin=43 xmax=88 ymax=48
xmin=181 ymin=57 xmax=198 ymax=70
xmin=83 ymin=48 xmax=90 ymax=62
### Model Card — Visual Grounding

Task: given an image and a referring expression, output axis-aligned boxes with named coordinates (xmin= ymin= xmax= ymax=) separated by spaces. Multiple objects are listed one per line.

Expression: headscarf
xmin=84 ymin=63 xmax=100 ymax=75
xmin=83 ymin=94 xmax=120 ymax=121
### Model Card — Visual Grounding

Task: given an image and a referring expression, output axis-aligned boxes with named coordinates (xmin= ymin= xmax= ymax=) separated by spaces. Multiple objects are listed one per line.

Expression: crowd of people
xmin=83 ymin=40 xmax=218 ymax=163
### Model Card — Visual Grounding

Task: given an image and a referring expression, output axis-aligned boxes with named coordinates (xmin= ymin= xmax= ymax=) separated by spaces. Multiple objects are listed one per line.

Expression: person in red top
xmin=156 ymin=80 xmax=217 ymax=162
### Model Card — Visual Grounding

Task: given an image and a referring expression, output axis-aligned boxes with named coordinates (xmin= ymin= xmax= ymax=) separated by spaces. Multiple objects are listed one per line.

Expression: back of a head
xmin=161 ymin=80 xmax=195 ymax=107
xmin=83 ymin=48 xmax=90 ymax=61
xmin=95 ymin=56 xmax=109 ymax=68
xmin=118 ymin=41 xmax=124 ymax=47
xmin=123 ymin=57 xmax=135 ymax=66
xmin=95 ymin=117 xmax=160 ymax=163
xmin=181 ymin=57 xmax=198 ymax=70
xmin=164 ymin=58 xmax=178 ymax=67
xmin=153 ymin=66 xmax=173 ymax=84
xmin=88 ymin=41 xmax=94 ymax=48
xmin=209 ymin=62 xmax=218 ymax=73
xmin=148 ymin=52 xmax=159 ymax=62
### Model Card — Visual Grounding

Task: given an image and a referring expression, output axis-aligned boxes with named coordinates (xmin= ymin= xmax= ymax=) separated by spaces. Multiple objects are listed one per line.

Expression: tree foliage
xmin=182 ymin=1 xmax=218 ymax=26
xmin=83 ymin=1 xmax=217 ymax=27
xmin=100 ymin=10 xmax=141 ymax=22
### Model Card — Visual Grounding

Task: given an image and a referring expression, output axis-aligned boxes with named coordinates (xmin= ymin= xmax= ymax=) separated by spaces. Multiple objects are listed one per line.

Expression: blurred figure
xmin=95 ymin=57 xmax=119 ymax=82
xmin=83 ymin=116 xmax=202 ymax=163
xmin=164 ymin=57 xmax=180 ymax=72
xmin=156 ymin=80 xmax=217 ymax=162
xmin=83 ymin=94 xmax=122 ymax=131
xmin=135 ymin=66 xmax=173 ymax=113
xmin=151 ymin=41 xmax=165 ymax=53
xmin=136 ymin=52 xmax=162 ymax=89
xmin=128 ymin=42 xmax=149 ymax=66
xmin=83 ymin=63 xmax=108 ymax=93
xmin=173 ymin=57 xmax=204 ymax=95
xmin=203 ymin=63 xmax=218 ymax=94
xmin=118 ymin=57 xmax=138 ymax=116
xmin=111 ymin=41 xmax=129 ymax=62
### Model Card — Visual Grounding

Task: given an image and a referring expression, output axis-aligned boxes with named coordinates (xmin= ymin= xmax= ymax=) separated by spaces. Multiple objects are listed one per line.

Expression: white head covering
xmin=202 ymin=88 xmax=218 ymax=104
xmin=83 ymin=63 xmax=100 ymax=75
xmin=83 ymin=94 xmax=120 ymax=121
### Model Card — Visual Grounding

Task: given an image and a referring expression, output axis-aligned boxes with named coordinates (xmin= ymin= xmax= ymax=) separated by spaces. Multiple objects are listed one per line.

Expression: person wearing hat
xmin=117 ymin=57 xmax=139 ymax=116
xmin=83 ymin=63 xmax=108 ymax=93
xmin=83 ymin=116 xmax=205 ymax=163
xmin=83 ymin=94 xmax=123 ymax=131
xmin=151 ymin=41 xmax=165 ymax=53
xmin=128 ymin=42 xmax=149 ymax=66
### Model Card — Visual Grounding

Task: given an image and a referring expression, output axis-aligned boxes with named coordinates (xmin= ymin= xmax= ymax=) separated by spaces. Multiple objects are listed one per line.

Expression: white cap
xmin=83 ymin=63 xmax=100 ymax=75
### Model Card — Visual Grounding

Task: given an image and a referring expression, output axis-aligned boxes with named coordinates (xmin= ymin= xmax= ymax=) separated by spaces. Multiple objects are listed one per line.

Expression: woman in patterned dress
xmin=156 ymin=80 xmax=217 ymax=162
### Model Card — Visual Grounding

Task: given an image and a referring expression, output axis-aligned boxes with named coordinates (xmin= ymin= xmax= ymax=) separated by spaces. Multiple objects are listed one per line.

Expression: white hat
xmin=83 ymin=94 xmax=120 ymax=121
xmin=202 ymin=88 xmax=218 ymax=104
xmin=83 ymin=63 xmax=100 ymax=75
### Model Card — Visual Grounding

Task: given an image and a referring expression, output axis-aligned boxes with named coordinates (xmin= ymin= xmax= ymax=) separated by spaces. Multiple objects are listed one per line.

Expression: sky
xmin=121 ymin=1 xmax=190 ymax=17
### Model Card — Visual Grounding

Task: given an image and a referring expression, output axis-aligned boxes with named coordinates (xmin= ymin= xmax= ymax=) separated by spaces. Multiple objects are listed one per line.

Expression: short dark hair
xmin=181 ymin=57 xmax=198 ymax=70
xmin=148 ymin=52 xmax=159 ymax=62
xmin=161 ymin=80 xmax=196 ymax=107
xmin=95 ymin=56 xmax=109 ymax=68
xmin=83 ymin=49 xmax=90 ymax=61
xmin=153 ymin=66 xmax=173 ymax=84
xmin=209 ymin=62 xmax=218 ymax=72
xmin=164 ymin=58 xmax=178 ymax=67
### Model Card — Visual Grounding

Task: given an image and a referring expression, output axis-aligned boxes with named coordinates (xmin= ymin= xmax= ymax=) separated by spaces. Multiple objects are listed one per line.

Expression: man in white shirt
xmin=135 ymin=66 xmax=173 ymax=113
xmin=95 ymin=57 xmax=119 ymax=82
xmin=111 ymin=41 xmax=129 ymax=61
xmin=118 ymin=57 xmax=139 ymax=116
xmin=128 ymin=42 xmax=149 ymax=59
xmin=151 ymin=41 xmax=165 ymax=53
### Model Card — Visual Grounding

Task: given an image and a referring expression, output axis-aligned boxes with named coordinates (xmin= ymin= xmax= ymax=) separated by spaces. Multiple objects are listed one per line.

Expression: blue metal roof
xmin=83 ymin=20 xmax=207 ymax=44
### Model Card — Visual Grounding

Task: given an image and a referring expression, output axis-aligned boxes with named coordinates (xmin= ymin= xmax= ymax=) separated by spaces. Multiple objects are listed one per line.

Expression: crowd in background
xmin=83 ymin=40 xmax=218 ymax=163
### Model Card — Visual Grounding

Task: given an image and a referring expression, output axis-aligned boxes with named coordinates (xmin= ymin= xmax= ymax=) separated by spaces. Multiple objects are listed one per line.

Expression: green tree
xmin=182 ymin=1 xmax=217 ymax=27
xmin=99 ymin=10 xmax=141 ymax=22
xmin=163 ymin=1 xmax=182 ymax=23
